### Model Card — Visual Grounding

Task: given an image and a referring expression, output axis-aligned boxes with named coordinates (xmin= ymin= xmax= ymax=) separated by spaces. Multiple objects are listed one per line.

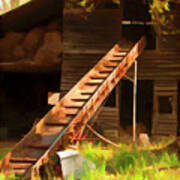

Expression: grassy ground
xmin=0 ymin=137 xmax=180 ymax=179
xmin=73 ymin=137 xmax=180 ymax=180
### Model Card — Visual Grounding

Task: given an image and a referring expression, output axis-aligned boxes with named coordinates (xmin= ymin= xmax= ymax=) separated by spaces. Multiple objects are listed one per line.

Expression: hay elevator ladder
xmin=0 ymin=37 xmax=146 ymax=179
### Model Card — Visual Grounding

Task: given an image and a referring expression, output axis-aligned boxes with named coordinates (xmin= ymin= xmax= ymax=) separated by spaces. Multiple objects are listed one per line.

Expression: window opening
xmin=158 ymin=96 xmax=173 ymax=114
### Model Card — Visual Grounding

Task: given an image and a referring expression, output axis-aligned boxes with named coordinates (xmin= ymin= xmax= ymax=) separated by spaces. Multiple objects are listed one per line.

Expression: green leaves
xmin=78 ymin=0 xmax=88 ymax=7
xmin=65 ymin=0 xmax=120 ymax=12
xmin=112 ymin=0 xmax=120 ymax=5
xmin=149 ymin=0 xmax=180 ymax=35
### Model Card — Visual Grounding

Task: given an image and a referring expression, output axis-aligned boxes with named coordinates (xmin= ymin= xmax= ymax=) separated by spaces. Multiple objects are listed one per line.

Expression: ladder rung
xmin=42 ymin=127 xmax=63 ymax=134
xmin=113 ymin=52 xmax=127 ymax=56
xmin=71 ymin=96 xmax=89 ymax=102
xmin=71 ymin=98 xmax=89 ymax=102
xmin=109 ymin=59 xmax=123 ymax=63
xmin=10 ymin=157 xmax=38 ymax=163
xmin=46 ymin=118 xmax=69 ymax=125
xmin=90 ymin=76 xmax=106 ymax=80
xmin=66 ymin=113 xmax=77 ymax=117
xmin=81 ymin=91 xmax=94 ymax=95
xmin=25 ymin=144 xmax=50 ymax=150
xmin=14 ymin=168 xmax=27 ymax=175
xmin=103 ymin=64 xmax=117 ymax=68
xmin=45 ymin=122 xmax=69 ymax=126
xmin=63 ymin=100 xmax=85 ymax=108
xmin=64 ymin=105 xmax=83 ymax=108
xmin=85 ymin=79 xmax=104 ymax=86
xmin=110 ymin=56 xmax=124 ymax=60
xmin=9 ymin=162 xmax=33 ymax=169
xmin=85 ymin=82 xmax=102 ymax=86
xmin=99 ymin=70 xmax=112 ymax=74
xmin=66 ymin=108 xmax=79 ymax=117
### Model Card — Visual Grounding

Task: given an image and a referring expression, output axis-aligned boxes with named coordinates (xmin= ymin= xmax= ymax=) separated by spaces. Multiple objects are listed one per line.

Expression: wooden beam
xmin=133 ymin=61 xmax=138 ymax=142
xmin=48 ymin=92 xmax=60 ymax=105
xmin=116 ymin=83 xmax=121 ymax=136
xmin=123 ymin=74 xmax=134 ymax=83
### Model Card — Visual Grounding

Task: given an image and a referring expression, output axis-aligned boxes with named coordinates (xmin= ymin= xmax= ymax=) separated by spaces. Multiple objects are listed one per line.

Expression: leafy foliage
xmin=149 ymin=0 xmax=180 ymax=35
xmin=65 ymin=0 xmax=121 ymax=12
xmin=77 ymin=142 xmax=180 ymax=180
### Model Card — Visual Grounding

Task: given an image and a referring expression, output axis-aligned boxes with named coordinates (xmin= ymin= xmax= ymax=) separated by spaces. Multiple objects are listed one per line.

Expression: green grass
xmin=76 ymin=142 xmax=180 ymax=180
xmin=0 ymin=148 xmax=11 ymax=160
xmin=1 ymin=139 xmax=180 ymax=179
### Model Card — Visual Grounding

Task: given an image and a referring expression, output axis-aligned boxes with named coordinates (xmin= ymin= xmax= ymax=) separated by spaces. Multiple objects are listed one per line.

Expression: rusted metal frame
xmin=31 ymin=37 xmax=146 ymax=176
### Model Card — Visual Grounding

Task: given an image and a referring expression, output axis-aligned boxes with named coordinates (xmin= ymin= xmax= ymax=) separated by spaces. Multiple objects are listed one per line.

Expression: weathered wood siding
xmin=96 ymin=107 xmax=119 ymax=141
xmin=127 ymin=51 xmax=180 ymax=80
xmin=63 ymin=9 xmax=122 ymax=54
xmin=61 ymin=54 xmax=102 ymax=96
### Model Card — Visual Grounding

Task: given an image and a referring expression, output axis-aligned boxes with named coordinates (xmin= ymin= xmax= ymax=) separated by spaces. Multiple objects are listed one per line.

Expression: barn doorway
xmin=120 ymin=80 xmax=153 ymax=135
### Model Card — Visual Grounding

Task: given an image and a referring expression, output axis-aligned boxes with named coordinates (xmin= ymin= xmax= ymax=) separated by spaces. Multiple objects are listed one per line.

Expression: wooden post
xmin=116 ymin=83 xmax=121 ymax=136
xmin=133 ymin=60 xmax=138 ymax=142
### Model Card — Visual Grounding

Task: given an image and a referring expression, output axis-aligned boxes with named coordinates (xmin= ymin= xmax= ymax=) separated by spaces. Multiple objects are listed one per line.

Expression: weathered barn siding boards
xmin=61 ymin=9 xmax=122 ymax=140
xmin=158 ymin=35 xmax=180 ymax=51
xmin=126 ymin=51 xmax=180 ymax=80
xmin=63 ymin=9 xmax=122 ymax=54
xmin=97 ymin=107 xmax=119 ymax=141
xmin=61 ymin=54 xmax=102 ymax=95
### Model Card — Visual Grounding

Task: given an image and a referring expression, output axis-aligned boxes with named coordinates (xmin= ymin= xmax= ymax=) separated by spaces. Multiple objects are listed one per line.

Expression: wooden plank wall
xmin=127 ymin=51 xmax=180 ymax=80
xmin=61 ymin=9 xmax=122 ymax=140
xmin=63 ymin=9 xmax=122 ymax=54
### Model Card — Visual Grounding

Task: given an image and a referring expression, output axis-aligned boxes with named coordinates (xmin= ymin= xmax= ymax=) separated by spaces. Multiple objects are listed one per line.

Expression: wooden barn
xmin=0 ymin=0 xmax=180 ymax=141
xmin=1 ymin=1 xmax=180 ymax=177
xmin=61 ymin=0 xmax=180 ymax=140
